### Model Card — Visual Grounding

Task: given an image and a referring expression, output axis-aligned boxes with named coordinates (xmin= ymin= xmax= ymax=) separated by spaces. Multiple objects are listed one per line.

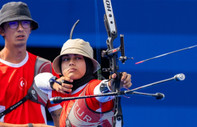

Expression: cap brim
xmin=0 ymin=16 xmax=38 ymax=30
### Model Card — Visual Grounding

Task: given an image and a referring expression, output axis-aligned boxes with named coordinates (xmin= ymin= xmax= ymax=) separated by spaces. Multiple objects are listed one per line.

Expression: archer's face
xmin=61 ymin=54 xmax=86 ymax=80
xmin=0 ymin=21 xmax=31 ymax=48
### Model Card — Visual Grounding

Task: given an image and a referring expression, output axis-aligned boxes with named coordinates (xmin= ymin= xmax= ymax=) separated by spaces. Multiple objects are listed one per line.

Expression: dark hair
xmin=0 ymin=23 xmax=5 ymax=39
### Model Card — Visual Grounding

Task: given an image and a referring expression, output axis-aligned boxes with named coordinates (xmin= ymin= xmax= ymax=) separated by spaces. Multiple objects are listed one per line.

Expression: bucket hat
xmin=0 ymin=2 xmax=38 ymax=30
xmin=53 ymin=39 xmax=100 ymax=74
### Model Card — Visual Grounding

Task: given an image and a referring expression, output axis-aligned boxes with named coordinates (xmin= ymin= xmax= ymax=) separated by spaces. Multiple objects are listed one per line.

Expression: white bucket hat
xmin=53 ymin=39 xmax=100 ymax=74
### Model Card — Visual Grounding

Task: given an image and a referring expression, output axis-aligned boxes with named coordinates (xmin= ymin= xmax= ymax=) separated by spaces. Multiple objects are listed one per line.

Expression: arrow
xmin=135 ymin=44 xmax=197 ymax=64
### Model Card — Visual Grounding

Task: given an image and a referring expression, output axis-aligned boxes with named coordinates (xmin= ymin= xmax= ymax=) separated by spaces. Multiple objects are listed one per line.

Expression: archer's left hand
xmin=109 ymin=72 xmax=132 ymax=90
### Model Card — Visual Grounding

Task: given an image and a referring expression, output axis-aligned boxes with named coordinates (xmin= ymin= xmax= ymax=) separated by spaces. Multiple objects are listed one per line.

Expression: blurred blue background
xmin=0 ymin=0 xmax=197 ymax=127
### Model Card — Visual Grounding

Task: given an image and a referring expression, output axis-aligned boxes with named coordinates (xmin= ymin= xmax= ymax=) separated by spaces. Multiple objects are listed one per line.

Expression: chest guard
xmin=65 ymin=81 xmax=114 ymax=127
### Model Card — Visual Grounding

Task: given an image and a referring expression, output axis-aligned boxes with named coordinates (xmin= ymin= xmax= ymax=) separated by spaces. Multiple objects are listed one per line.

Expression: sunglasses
xmin=7 ymin=20 xmax=31 ymax=29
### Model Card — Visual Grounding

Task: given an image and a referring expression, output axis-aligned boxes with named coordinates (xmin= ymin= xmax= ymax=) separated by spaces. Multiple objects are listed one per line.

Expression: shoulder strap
xmin=34 ymin=56 xmax=52 ymax=75
xmin=28 ymin=56 xmax=53 ymax=106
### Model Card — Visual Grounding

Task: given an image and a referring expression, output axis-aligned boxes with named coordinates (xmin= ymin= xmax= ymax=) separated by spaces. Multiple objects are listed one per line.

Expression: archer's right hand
xmin=52 ymin=76 xmax=73 ymax=94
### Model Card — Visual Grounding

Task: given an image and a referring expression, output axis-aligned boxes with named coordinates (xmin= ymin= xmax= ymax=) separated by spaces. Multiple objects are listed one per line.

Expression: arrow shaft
xmin=136 ymin=44 xmax=197 ymax=64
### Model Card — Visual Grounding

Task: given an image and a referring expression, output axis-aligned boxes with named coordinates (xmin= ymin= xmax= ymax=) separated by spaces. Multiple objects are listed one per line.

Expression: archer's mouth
xmin=16 ymin=35 xmax=25 ymax=40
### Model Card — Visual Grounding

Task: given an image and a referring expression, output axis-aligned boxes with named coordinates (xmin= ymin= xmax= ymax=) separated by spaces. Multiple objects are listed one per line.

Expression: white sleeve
xmin=94 ymin=79 xmax=115 ymax=102
xmin=34 ymin=72 xmax=54 ymax=93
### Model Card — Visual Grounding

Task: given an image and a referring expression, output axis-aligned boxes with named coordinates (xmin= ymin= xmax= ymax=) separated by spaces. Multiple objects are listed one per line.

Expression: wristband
xmin=28 ymin=123 xmax=33 ymax=127
xmin=49 ymin=76 xmax=60 ymax=90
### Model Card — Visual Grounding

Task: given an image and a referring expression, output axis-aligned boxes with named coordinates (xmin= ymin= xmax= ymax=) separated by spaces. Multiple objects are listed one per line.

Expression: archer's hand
xmin=108 ymin=72 xmax=132 ymax=90
xmin=52 ymin=77 xmax=73 ymax=94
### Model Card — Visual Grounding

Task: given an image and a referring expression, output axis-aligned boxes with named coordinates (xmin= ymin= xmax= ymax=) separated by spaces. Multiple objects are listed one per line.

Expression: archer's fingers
xmin=123 ymin=81 xmax=132 ymax=89
xmin=61 ymin=83 xmax=73 ymax=93
xmin=55 ymin=84 xmax=72 ymax=94
xmin=109 ymin=73 xmax=117 ymax=79
xmin=61 ymin=76 xmax=74 ymax=83
xmin=121 ymin=72 xmax=132 ymax=88
xmin=53 ymin=78 xmax=73 ymax=94
xmin=121 ymin=72 xmax=131 ymax=82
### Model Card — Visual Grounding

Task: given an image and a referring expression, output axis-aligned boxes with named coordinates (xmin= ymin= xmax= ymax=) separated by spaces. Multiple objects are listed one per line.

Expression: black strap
xmin=0 ymin=95 xmax=30 ymax=119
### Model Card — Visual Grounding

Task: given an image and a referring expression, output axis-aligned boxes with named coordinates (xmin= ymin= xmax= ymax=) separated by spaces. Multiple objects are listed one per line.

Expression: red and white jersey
xmin=0 ymin=52 xmax=61 ymax=124
xmin=59 ymin=79 xmax=114 ymax=127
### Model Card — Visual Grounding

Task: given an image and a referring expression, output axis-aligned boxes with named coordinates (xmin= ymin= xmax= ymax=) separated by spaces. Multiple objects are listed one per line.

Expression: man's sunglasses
xmin=7 ymin=20 xmax=31 ymax=29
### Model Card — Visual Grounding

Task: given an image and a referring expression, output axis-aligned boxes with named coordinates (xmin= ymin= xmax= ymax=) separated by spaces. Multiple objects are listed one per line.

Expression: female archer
xmin=35 ymin=38 xmax=132 ymax=127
